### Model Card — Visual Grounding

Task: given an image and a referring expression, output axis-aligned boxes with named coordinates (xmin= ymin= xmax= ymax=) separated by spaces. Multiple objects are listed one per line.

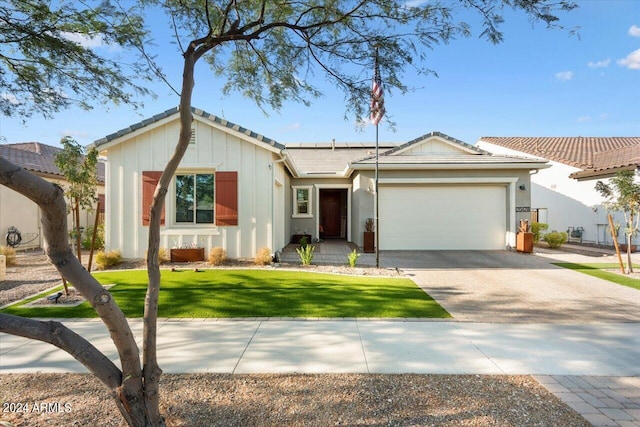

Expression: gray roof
xmin=94 ymin=106 xmax=283 ymax=150
xmin=0 ymin=142 xmax=105 ymax=183
xmin=284 ymin=142 xmax=398 ymax=174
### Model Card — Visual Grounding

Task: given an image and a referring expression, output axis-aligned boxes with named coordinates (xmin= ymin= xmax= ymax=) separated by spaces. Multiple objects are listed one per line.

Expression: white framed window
xmin=292 ymin=186 xmax=312 ymax=218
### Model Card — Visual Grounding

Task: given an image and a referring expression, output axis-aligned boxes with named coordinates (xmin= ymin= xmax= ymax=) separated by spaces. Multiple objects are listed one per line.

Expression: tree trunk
xmin=75 ymin=197 xmax=82 ymax=262
xmin=0 ymin=158 xmax=153 ymax=426
xmin=627 ymin=212 xmax=634 ymax=274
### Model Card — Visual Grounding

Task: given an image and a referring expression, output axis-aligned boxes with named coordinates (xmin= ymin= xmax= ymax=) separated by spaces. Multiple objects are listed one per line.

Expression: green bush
xmin=296 ymin=244 xmax=315 ymax=266
xmin=95 ymin=250 xmax=122 ymax=270
xmin=82 ymin=223 xmax=105 ymax=250
xmin=347 ymin=249 xmax=360 ymax=268
xmin=0 ymin=245 xmax=17 ymax=266
xmin=531 ymin=222 xmax=548 ymax=243
xmin=543 ymin=231 xmax=568 ymax=249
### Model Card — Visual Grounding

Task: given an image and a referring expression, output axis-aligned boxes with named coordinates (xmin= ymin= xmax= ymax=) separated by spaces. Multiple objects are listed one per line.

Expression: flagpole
xmin=375 ymin=115 xmax=380 ymax=269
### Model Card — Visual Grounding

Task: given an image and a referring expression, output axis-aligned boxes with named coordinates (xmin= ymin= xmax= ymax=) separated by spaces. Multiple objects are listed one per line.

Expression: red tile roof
xmin=0 ymin=142 xmax=104 ymax=183
xmin=478 ymin=137 xmax=640 ymax=170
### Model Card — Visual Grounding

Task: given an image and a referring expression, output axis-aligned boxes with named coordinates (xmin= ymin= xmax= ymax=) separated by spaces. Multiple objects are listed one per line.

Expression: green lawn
xmin=554 ymin=262 xmax=640 ymax=291
xmin=1 ymin=269 xmax=451 ymax=319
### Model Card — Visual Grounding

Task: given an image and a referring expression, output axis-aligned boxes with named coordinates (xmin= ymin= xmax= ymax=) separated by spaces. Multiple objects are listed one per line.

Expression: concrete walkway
xmin=2 ymin=319 xmax=639 ymax=426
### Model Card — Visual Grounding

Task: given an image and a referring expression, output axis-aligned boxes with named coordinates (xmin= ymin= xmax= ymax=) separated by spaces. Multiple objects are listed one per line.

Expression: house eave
xmin=570 ymin=165 xmax=639 ymax=181
xmin=350 ymin=162 xmax=551 ymax=171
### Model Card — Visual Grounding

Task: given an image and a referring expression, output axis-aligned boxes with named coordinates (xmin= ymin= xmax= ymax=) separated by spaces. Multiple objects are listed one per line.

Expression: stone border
xmin=22 ymin=285 xmax=115 ymax=308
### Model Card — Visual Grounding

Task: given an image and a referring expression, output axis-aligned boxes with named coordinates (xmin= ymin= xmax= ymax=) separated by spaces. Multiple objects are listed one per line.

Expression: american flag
xmin=370 ymin=55 xmax=385 ymax=126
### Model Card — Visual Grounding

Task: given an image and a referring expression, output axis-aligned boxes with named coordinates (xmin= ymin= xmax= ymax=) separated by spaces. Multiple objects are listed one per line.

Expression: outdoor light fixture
xmin=519 ymin=184 xmax=526 ymax=190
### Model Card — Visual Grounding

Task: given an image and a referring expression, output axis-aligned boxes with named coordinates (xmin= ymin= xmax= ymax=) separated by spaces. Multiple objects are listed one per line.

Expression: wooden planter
xmin=619 ymin=244 xmax=637 ymax=253
xmin=516 ymin=232 xmax=533 ymax=253
xmin=170 ymin=248 xmax=205 ymax=263
xmin=363 ymin=231 xmax=375 ymax=253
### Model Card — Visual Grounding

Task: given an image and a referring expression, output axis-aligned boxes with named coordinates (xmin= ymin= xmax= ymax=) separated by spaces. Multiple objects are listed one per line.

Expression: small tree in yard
xmin=596 ymin=170 xmax=640 ymax=274
xmin=0 ymin=1 xmax=577 ymax=425
xmin=54 ymin=136 xmax=99 ymax=264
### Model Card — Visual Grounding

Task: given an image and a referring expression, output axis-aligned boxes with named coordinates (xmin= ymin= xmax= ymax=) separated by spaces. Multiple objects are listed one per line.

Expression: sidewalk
xmin=2 ymin=319 xmax=640 ymax=425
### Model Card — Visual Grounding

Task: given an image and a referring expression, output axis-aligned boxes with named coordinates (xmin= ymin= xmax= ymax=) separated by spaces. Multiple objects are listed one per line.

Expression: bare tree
xmin=1 ymin=0 xmax=577 ymax=425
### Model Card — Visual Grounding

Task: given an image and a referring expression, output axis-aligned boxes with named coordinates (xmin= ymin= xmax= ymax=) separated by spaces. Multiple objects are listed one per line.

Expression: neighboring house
xmin=476 ymin=137 xmax=640 ymax=245
xmin=0 ymin=142 xmax=105 ymax=249
xmin=93 ymin=107 xmax=549 ymax=259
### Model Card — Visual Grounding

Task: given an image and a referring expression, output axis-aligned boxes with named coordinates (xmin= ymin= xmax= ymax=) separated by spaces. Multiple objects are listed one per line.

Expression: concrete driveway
xmin=378 ymin=250 xmax=640 ymax=323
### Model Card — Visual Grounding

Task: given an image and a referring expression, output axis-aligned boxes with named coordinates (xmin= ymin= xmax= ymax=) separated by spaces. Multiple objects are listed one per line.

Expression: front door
xmin=320 ymin=189 xmax=347 ymax=238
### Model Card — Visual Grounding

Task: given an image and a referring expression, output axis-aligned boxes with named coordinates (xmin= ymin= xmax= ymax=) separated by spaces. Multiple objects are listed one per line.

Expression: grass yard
xmin=1 ymin=269 xmax=451 ymax=319
xmin=554 ymin=262 xmax=640 ymax=291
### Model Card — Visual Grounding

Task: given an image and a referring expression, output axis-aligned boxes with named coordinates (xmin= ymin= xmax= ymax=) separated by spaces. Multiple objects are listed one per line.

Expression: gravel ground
xmin=1 ymin=251 xmax=591 ymax=426
xmin=0 ymin=374 xmax=589 ymax=427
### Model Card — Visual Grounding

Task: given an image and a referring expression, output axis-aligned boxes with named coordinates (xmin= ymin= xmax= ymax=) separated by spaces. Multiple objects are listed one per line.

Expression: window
xmin=175 ymin=173 xmax=214 ymax=224
xmin=292 ymin=186 xmax=312 ymax=217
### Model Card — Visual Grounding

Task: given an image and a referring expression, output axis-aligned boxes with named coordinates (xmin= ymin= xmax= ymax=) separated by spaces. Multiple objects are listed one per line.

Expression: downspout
xmin=271 ymin=156 xmax=288 ymax=258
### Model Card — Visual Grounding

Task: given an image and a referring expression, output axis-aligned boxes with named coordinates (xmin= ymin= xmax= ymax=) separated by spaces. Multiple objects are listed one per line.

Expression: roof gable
xmin=93 ymin=106 xmax=284 ymax=153
xmin=384 ymin=132 xmax=487 ymax=157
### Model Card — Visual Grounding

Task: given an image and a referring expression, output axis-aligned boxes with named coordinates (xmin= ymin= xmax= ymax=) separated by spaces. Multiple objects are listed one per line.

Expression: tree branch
xmin=0 ymin=314 xmax=121 ymax=389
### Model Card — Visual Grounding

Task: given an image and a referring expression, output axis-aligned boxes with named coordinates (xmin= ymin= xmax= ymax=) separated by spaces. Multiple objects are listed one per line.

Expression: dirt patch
xmin=0 ymin=373 xmax=589 ymax=427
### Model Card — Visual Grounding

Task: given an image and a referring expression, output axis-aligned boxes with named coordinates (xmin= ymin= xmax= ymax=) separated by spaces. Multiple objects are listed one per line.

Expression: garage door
xmin=379 ymin=185 xmax=506 ymax=250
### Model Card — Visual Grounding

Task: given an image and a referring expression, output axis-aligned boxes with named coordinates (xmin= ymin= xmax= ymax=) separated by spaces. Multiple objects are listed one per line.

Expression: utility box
xmin=0 ymin=255 xmax=6 ymax=282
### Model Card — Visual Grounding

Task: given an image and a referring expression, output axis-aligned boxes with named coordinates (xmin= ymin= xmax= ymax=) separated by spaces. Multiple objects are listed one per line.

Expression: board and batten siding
xmin=104 ymin=116 xmax=275 ymax=259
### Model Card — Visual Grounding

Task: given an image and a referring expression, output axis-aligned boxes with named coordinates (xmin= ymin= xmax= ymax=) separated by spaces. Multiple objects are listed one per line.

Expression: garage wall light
xmin=519 ymin=184 xmax=526 ymax=190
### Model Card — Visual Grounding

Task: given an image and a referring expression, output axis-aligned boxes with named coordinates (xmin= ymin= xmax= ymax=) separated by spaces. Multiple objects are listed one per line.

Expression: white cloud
xmin=629 ymin=25 xmax=640 ymax=37
xmin=555 ymin=71 xmax=574 ymax=81
xmin=587 ymin=59 xmax=610 ymax=68
xmin=576 ymin=116 xmax=591 ymax=123
xmin=617 ymin=49 xmax=640 ymax=70
xmin=1 ymin=93 xmax=19 ymax=105
xmin=599 ymin=113 xmax=609 ymax=120
xmin=60 ymin=32 xmax=106 ymax=48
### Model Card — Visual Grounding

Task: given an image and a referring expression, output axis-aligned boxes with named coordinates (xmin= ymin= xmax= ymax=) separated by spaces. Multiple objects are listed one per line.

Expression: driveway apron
xmin=395 ymin=250 xmax=640 ymax=323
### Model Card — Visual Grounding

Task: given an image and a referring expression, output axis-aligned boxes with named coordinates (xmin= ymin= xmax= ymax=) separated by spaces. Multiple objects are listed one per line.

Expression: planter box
xmin=516 ymin=232 xmax=533 ymax=253
xmin=291 ymin=234 xmax=312 ymax=245
xmin=363 ymin=231 xmax=375 ymax=253
xmin=619 ymin=244 xmax=637 ymax=253
xmin=170 ymin=248 xmax=205 ymax=263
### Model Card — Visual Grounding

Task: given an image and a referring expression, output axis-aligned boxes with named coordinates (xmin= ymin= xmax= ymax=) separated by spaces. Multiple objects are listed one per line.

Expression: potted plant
xmin=363 ymin=218 xmax=375 ymax=253
xmin=516 ymin=219 xmax=533 ymax=253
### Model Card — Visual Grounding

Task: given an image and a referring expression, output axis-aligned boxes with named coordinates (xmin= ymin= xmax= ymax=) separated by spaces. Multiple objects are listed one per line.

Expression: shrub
xmin=347 ymin=249 xmax=360 ymax=268
xmin=255 ymin=247 xmax=272 ymax=266
xmin=543 ymin=231 xmax=568 ymax=249
xmin=296 ymin=244 xmax=315 ymax=266
xmin=145 ymin=247 xmax=170 ymax=265
xmin=299 ymin=235 xmax=309 ymax=249
xmin=81 ymin=223 xmax=105 ymax=250
xmin=531 ymin=222 xmax=549 ymax=243
xmin=158 ymin=248 xmax=170 ymax=265
xmin=0 ymin=246 xmax=17 ymax=266
xmin=95 ymin=250 xmax=122 ymax=270
xmin=208 ymin=247 xmax=227 ymax=266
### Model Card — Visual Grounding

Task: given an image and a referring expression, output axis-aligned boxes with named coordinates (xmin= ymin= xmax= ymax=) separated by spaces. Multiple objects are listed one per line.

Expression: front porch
xmin=278 ymin=240 xmax=375 ymax=266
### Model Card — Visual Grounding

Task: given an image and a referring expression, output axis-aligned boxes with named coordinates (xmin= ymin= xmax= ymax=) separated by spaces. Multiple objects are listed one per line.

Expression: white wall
xmin=0 ymin=176 xmax=103 ymax=250
xmin=104 ymin=116 xmax=276 ymax=259
xmin=477 ymin=140 xmax=626 ymax=244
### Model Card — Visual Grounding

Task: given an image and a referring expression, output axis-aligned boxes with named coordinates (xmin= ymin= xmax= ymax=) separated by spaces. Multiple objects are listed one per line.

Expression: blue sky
xmin=0 ymin=0 xmax=638 ymax=149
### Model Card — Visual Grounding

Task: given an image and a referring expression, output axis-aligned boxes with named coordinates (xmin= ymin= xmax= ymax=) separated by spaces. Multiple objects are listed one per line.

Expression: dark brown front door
xmin=320 ymin=189 xmax=346 ymax=238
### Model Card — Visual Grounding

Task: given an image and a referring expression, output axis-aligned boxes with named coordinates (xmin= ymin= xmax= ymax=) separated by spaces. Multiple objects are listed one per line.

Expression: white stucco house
xmin=92 ymin=107 xmax=549 ymax=259
xmin=0 ymin=142 xmax=104 ymax=250
xmin=476 ymin=137 xmax=640 ymax=245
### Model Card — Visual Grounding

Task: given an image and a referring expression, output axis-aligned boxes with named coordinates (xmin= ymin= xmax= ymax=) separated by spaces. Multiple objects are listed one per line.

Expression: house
xmin=476 ymin=137 xmax=640 ymax=245
xmin=93 ymin=107 xmax=549 ymax=259
xmin=0 ymin=142 xmax=105 ymax=249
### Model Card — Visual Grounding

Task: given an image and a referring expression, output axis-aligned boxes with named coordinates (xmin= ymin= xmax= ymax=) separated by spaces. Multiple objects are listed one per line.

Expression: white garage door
xmin=379 ymin=185 xmax=506 ymax=250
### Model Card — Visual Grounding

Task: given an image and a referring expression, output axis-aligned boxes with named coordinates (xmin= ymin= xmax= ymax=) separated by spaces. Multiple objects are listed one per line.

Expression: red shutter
xmin=142 ymin=171 xmax=165 ymax=226
xmin=215 ymin=171 xmax=238 ymax=226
